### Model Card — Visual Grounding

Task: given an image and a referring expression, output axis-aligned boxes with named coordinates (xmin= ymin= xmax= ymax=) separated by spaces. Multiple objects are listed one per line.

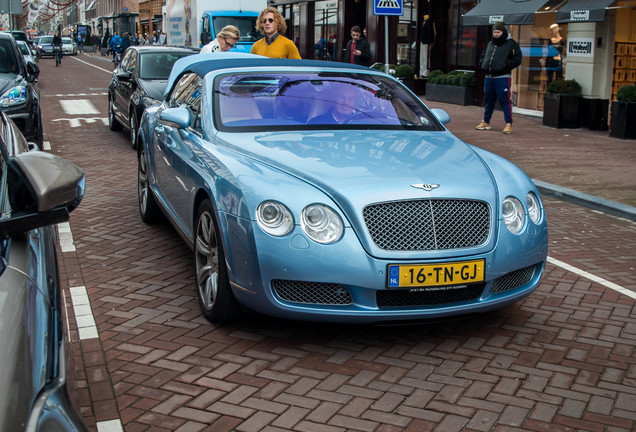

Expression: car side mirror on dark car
xmin=26 ymin=61 xmax=39 ymax=81
xmin=0 ymin=151 xmax=85 ymax=239
xmin=116 ymin=71 xmax=132 ymax=82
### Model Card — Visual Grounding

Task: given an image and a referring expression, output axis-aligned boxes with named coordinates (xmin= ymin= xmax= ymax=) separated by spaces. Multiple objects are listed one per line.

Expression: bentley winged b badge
xmin=410 ymin=183 xmax=440 ymax=191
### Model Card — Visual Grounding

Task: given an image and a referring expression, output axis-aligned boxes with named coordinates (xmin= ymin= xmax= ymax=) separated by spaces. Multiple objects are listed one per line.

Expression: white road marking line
xmin=548 ymin=256 xmax=636 ymax=300
xmin=69 ymin=286 xmax=99 ymax=340
xmin=96 ymin=419 xmax=124 ymax=432
xmin=51 ymin=117 xmax=108 ymax=128
xmin=57 ymin=222 xmax=76 ymax=252
xmin=71 ymin=54 xmax=114 ymax=74
xmin=59 ymin=99 xmax=100 ymax=115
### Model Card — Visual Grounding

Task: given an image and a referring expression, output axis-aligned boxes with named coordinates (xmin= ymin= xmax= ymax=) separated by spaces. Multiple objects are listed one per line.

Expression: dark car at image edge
xmin=0 ymin=109 xmax=87 ymax=431
xmin=0 ymin=32 xmax=42 ymax=148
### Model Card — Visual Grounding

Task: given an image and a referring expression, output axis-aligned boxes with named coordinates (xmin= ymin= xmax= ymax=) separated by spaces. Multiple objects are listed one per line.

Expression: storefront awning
xmin=556 ymin=0 xmax=614 ymax=23
xmin=463 ymin=0 xmax=552 ymax=26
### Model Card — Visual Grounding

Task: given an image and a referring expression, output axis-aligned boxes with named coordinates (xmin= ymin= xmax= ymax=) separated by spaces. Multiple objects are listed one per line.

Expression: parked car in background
xmin=0 ymin=109 xmax=87 ymax=432
xmin=37 ymin=35 xmax=54 ymax=57
xmin=61 ymin=36 xmax=77 ymax=55
xmin=0 ymin=32 xmax=43 ymax=148
xmin=16 ymin=40 xmax=38 ymax=64
xmin=108 ymin=45 xmax=198 ymax=148
xmin=136 ymin=53 xmax=549 ymax=324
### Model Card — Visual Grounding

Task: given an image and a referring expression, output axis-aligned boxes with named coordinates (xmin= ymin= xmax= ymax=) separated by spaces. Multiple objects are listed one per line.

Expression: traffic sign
xmin=373 ymin=0 xmax=403 ymax=16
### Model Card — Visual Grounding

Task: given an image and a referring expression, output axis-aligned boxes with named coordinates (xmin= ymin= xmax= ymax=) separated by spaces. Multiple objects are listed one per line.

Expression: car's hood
xmin=217 ymin=130 xmax=499 ymax=206
xmin=0 ymin=74 xmax=20 ymax=93
xmin=139 ymin=79 xmax=167 ymax=101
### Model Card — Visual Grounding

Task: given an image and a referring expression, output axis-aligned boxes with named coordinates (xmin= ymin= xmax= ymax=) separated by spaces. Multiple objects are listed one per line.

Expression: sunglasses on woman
xmin=224 ymin=38 xmax=235 ymax=48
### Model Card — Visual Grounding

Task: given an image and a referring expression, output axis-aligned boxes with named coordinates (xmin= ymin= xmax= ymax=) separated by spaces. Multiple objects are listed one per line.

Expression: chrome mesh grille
xmin=491 ymin=265 xmax=536 ymax=293
xmin=363 ymin=199 xmax=490 ymax=251
xmin=377 ymin=284 xmax=485 ymax=308
xmin=272 ymin=280 xmax=353 ymax=305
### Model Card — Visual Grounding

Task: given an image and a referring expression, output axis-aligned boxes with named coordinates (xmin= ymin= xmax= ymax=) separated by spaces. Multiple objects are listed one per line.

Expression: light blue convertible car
xmin=137 ymin=53 xmax=548 ymax=323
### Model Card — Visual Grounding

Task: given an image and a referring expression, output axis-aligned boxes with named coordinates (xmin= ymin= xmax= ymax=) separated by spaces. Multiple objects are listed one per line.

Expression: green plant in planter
xmin=546 ymin=79 xmax=582 ymax=95
xmin=101 ymin=29 xmax=110 ymax=49
xmin=616 ymin=85 xmax=636 ymax=103
xmin=427 ymin=70 xmax=444 ymax=84
xmin=394 ymin=64 xmax=415 ymax=80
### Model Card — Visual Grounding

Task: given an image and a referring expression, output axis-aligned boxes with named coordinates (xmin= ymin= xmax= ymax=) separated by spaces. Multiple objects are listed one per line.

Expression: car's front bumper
xmin=224 ymin=215 xmax=549 ymax=324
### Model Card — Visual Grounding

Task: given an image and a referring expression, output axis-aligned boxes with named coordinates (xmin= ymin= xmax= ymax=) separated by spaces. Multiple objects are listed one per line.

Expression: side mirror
xmin=116 ymin=71 xmax=132 ymax=82
xmin=26 ymin=61 xmax=39 ymax=81
xmin=200 ymin=31 xmax=212 ymax=45
xmin=430 ymin=108 xmax=451 ymax=125
xmin=159 ymin=107 xmax=191 ymax=129
xmin=0 ymin=151 xmax=85 ymax=238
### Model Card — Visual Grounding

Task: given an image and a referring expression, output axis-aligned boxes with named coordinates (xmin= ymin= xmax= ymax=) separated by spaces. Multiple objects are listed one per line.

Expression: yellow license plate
xmin=387 ymin=259 xmax=485 ymax=288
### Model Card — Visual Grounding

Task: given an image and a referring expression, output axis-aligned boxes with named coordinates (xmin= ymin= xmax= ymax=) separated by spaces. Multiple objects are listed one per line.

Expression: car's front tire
xmin=195 ymin=199 xmax=239 ymax=323
xmin=108 ymin=96 xmax=123 ymax=131
xmin=137 ymin=146 xmax=162 ymax=223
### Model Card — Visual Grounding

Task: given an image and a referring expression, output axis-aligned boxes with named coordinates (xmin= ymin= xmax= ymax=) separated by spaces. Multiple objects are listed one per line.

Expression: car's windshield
xmin=39 ymin=36 xmax=53 ymax=44
xmin=62 ymin=37 xmax=72 ymax=44
xmin=214 ymin=72 xmax=443 ymax=131
xmin=213 ymin=16 xmax=261 ymax=43
xmin=139 ymin=52 xmax=194 ymax=80
xmin=0 ymin=39 xmax=18 ymax=74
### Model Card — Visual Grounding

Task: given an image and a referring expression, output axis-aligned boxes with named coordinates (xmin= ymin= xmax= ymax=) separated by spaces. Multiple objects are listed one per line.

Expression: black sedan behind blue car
xmin=108 ymin=45 xmax=198 ymax=148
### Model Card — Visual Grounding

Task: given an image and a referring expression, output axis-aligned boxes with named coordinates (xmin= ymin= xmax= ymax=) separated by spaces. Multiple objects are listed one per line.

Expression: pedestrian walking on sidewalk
xmin=475 ymin=21 xmax=522 ymax=134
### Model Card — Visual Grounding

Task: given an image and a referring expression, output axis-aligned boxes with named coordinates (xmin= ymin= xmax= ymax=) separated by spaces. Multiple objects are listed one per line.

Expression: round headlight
xmin=256 ymin=201 xmax=294 ymax=236
xmin=0 ymin=86 xmax=28 ymax=108
xmin=527 ymin=192 xmax=542 ymax=224
xmin=502 ymin=196 xmax=525 ymax=234
xmin=301 ymin=204 xmax=343 ymax=244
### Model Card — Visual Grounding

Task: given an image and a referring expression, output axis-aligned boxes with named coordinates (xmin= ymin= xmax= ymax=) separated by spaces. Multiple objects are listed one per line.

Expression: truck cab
xmin=200 ymin=10 xmax=262 ymax=53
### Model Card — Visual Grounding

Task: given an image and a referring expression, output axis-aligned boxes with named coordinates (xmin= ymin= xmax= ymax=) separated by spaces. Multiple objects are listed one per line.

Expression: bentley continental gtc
xmin=136 ymin=53 xmax=549 ymax=324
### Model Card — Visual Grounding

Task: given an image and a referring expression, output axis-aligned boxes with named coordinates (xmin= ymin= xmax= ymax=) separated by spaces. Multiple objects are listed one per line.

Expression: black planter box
xmin=543 ymin=93 xmax=581 ymax=128
xmin=580 ymin=98 xmax=609 ymax=131
xmin=425 ymin=83 xmax=474 ymax=106
xmin=609 ymin=101 xmax=636 ymax=139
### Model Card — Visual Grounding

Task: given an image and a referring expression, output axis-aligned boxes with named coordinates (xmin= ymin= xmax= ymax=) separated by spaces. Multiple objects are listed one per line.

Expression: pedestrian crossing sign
xmin=373 ymin=0 xmax=403 ymax=16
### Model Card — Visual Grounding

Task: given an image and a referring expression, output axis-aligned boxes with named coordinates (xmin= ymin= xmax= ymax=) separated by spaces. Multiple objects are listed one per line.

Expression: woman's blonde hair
xmin=256 ymin=7 xmax=287 ymax=35
xmin=217 ymin=25 xmax=240 ymax=41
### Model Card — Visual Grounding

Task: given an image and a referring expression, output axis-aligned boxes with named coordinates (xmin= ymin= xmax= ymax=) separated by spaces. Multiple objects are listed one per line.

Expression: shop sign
xmin=568 ymin=38 xmax=593 ymax=57
xmin=488 ymin=15 xmax=504 ymax=24
xmin=569 ymin=10 xmax=591 ymax=21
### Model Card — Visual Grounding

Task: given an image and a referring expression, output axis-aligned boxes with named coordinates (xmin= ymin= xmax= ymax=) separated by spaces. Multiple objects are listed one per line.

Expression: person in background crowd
xmin=77 ymin=33 xmax=83 ymax=53
xmin=200 ymin=25 xmax=240 ymax=53
xmin=251 ymin=6 xmax=301 ymax=59
xmin=121 ymin=32 xmax=131 ymax=52
xmin=109 ymin=32 xmax=123 ymax=61
xmin=475 ymin=21 xmax=522 ymax=135
xmin=344 ymin=25 xmax=371 ymax=66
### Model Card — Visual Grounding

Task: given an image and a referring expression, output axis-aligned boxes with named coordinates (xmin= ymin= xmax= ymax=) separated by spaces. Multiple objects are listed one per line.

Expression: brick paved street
xmin=37 ymin=53 xmax=635 ymax=432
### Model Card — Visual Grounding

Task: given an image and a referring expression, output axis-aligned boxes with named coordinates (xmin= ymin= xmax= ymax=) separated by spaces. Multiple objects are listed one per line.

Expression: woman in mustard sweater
xmin=251 ymin=7 xmax=301 ymax=59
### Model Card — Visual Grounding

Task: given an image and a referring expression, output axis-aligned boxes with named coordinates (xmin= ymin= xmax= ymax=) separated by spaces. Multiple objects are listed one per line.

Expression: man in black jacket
xmin=475 ymin=22 xmax=522 ymax=134
xmin=344 ymin=26 xmax=371 ymax=66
